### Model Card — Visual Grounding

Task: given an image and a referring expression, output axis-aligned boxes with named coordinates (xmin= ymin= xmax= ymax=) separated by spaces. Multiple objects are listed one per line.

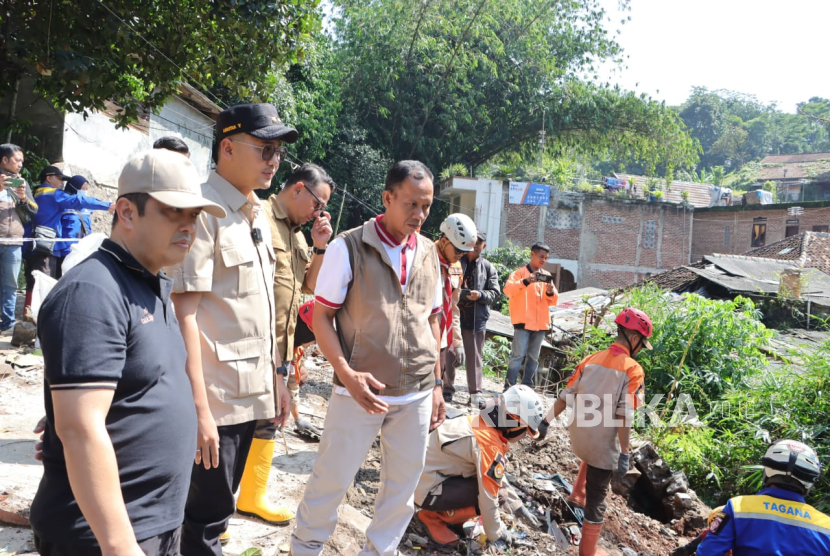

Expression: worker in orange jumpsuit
xmin=414 ymin=385 xmax=545 ymax=548
xmin=537 ymin=307 xmax=653 ymax=556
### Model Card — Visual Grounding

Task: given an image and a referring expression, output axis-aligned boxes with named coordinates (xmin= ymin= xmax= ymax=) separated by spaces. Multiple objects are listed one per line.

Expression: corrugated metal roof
xmin=686 ymin=254 xmax=830 ymax=306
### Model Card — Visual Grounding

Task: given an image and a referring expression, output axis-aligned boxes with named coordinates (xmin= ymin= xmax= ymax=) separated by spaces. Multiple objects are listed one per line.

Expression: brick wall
xmin=501 ymin=188 xmax=694 ymax=289
xmin=691 ymin=203 xmax=830 ymax=261
xmin=501 ymin=192 xmax=542 ymax=249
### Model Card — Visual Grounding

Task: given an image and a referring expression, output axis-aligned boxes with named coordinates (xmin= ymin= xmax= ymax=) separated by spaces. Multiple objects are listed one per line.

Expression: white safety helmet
xmin=500 ymin=385 xmax=545 ymax=439
xmin=762 ymin=439 xmax=821 ymax=494
xmin=439 ymin=213 xmax=477 ymax=252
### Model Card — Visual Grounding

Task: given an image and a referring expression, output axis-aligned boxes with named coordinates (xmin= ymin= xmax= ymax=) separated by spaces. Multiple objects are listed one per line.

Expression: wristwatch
xmin=434 ymin=379 xmax=444 ymax=388
xmin=312 ymin=246 xmax=326 ymax=255
xmin=276 ymin=364 xmax=289 ymax=376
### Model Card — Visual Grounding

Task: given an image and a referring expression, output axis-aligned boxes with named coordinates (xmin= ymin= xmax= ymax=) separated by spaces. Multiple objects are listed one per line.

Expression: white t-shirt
xmin=315 ymin=232 xmax=442 ymax=405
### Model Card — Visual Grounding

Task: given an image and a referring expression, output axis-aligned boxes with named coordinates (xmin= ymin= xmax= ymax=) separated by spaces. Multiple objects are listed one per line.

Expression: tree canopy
xmin=331 ymin=0 xmax=697 ymax=173
xmin=678 ymin=88 xmax=830 ymax=171
xmin=0 ymin=0 xmax=320 ymax=126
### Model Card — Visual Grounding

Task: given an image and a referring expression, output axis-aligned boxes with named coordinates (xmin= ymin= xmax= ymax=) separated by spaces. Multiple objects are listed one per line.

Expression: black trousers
xmin=181 ymin=420 xmax=257 ymax=556
xmin=35 ymin=527 xmax=181 ymax=556
xmin=420 ymin=476 xmax=479 ymax=512
xmin=584 ymin=464 xmax=613 ymax=524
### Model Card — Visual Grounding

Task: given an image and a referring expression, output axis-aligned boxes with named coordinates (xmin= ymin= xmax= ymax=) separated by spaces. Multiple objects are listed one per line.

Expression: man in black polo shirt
xmin=29 ymin=149 xmax=226 ymax=556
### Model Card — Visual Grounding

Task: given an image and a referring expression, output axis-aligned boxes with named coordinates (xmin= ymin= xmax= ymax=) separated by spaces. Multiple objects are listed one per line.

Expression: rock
xmin=621 ymin=548 xmax=638 ymax=556
xmin=277 ymin=543 xmax=290 ymax=553
xmin=11 ymin=322 xmax=36 ymax=347
xmin=674 ymin=492 xmax=694 ymax=510
xmin=659 ymin=526 xmax=674 ymax=537
xmin=684 ymin=510 xmax=708 ymax=532
xmin=0 ymin=507 xmax=29 ymax=526
xmin=611 ymin=467 xmax=642 ymax=497
xmin=665 ymin=472 xmax=690 ymax=496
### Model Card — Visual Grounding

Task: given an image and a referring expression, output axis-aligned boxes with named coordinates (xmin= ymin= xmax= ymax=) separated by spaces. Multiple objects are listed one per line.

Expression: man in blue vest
xmin=697 ymin=439 xmax=830 ymax=555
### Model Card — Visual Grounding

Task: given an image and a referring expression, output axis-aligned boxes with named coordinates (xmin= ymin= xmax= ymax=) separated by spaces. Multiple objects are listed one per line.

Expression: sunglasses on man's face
xmin=231 ymin=140 xmax=287 ymax=162
xmin=303 ymin=184 xmax=327 ymax=212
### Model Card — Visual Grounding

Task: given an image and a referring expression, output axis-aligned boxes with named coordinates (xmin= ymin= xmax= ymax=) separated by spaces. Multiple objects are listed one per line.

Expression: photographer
xmin=502 ymin=243 xmax=558 ymax=389
xmin=0 ymin=144 xmax=37 ymax=332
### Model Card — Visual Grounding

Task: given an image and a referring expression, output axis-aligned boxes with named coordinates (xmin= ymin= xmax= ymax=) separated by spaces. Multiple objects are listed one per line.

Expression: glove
xmin=516 ymin=505 xmax=540 ymax=528
xmin=453 ymin=345 xmax=466 ymax=368
xmin=615 ymin=452 xmax=631 ymax=476
xmin=536 ymin=419 xmax=550 ymax=441
xmin=497 ymin=527 xmax=514 ymax=547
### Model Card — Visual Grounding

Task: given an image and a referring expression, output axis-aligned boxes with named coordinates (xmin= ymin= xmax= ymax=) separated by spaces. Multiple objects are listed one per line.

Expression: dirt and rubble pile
xmin=2 ymin=343 xmax=711 ymax=556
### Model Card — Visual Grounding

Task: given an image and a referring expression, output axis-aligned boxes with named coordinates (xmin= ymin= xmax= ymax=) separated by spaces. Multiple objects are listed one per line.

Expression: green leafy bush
xmin=484 ymin=244 xmax=529 ymax=315
xmin=482 ymin=335 xmax=512 ymax=380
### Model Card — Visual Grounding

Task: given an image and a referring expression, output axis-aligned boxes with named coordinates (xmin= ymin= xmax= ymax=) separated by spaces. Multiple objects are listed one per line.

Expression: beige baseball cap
xmin=118 ymin=149 xmax=226 ymax=218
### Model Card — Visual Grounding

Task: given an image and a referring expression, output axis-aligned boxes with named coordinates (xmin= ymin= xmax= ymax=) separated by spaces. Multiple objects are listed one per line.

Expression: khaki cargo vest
xmin=334 ymin=219 xmax=440 ymax=397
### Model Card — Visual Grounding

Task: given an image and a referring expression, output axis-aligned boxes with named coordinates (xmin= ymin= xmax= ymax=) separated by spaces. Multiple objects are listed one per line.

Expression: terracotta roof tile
xmin=741 ymin=232 xmax=830 ymax=274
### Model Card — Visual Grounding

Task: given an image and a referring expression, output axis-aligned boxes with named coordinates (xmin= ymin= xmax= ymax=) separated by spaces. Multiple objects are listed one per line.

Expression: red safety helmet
xmin=615 ymin=307 xmax=653 ymax=350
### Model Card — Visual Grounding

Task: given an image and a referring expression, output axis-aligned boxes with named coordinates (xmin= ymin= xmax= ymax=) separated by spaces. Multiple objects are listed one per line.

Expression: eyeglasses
xmin=303 ymin=184 xmax=327 ymax=212
xmin=230 ymin=140 xmax=287 ymax=162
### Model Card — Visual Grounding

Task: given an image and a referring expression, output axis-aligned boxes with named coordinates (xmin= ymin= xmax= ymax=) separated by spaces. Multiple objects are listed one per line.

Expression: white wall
xmin=442 ymin=177 xmax=504 ymax=249
xmin=62 ymin=97 xmax=215 ymax=188
xmin=63 ymin=111 xmax=150 ymax=188
xmin=152 ymin=97 xmax=215 ymax=180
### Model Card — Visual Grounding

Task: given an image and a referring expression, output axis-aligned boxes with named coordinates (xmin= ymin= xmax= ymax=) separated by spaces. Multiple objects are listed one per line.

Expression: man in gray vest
xmin=290 ymin=160 xmax=445 ymax=556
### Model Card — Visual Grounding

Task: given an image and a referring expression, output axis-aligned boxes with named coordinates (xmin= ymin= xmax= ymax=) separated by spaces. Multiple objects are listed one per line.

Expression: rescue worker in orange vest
xmin=502 ymin=243 xmax=558 ymax=389
xmin=537 ymin=307 xmax=653 ymax=556
xmin=414 ymin=385 xmax=545 ymax=548
xmin=434 ymin=214 xmax=477 ymax=404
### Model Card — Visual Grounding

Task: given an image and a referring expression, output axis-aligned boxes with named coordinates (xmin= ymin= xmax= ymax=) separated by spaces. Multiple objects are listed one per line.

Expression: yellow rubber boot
xmin=219 ymin=530 xmax=231 ymax=546
xmin=236 ymin=439 xmax=294 ymax=525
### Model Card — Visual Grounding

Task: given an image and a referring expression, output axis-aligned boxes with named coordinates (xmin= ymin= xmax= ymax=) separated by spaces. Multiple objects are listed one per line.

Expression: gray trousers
xmin=441 ymin=329 xmax=486 ymax=396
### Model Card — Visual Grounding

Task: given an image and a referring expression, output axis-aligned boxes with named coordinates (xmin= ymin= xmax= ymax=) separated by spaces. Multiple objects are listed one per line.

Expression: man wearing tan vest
xmin=290 ymin=160 xmax=445 ymax=556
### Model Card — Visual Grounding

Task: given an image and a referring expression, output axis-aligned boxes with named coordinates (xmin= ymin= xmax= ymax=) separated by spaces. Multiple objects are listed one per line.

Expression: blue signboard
xmin=509 ymin=181 xmax=551 ymax=206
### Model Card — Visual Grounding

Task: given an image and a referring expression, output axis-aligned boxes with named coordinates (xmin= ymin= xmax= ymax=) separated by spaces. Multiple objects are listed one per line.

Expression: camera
xmin=535 ymin=273 xmax=553 ymax=284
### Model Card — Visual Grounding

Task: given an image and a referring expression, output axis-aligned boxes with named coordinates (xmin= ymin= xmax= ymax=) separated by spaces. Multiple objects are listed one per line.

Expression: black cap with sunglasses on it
xmin=38 ymin=165 xmax=71 ymax=184
xmin=216 ymin=103 xmax=298 ymax=145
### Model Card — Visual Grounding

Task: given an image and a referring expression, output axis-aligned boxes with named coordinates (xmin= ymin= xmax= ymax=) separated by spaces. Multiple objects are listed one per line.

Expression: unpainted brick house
xmin=440 ymin=177 xmax=696 ymax=292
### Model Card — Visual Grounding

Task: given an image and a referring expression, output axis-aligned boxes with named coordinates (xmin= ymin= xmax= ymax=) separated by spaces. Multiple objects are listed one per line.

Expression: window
xmin=785 ymin=219 xmax=800 ymax=238
xmin=752 ymin=218 xmax=767 ymax=247
xmin=813 ymin=225 xmax=829 ymax=233
xmin=724 ymin=225 xmax=731 ymax=246
xmin=643 ymin=220 xmax=656 ymax=249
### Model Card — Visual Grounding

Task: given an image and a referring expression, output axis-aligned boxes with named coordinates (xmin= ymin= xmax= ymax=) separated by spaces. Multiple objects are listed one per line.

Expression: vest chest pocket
xmin=220 ymin=242 xmax=258 ymax=297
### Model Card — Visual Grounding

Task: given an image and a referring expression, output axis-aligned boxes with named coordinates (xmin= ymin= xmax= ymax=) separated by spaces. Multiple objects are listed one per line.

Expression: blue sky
xmin=598 ymin=0 xmax=829 ymax=112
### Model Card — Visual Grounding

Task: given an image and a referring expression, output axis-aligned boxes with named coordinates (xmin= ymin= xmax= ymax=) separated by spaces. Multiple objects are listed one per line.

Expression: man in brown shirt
xmin=166 ymin=103 xmax=296 ymax=556
xmin=235 ymin=163 xmax=334 ymax=525
xmin=0 ymin=144 xmax=37 ymax=331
